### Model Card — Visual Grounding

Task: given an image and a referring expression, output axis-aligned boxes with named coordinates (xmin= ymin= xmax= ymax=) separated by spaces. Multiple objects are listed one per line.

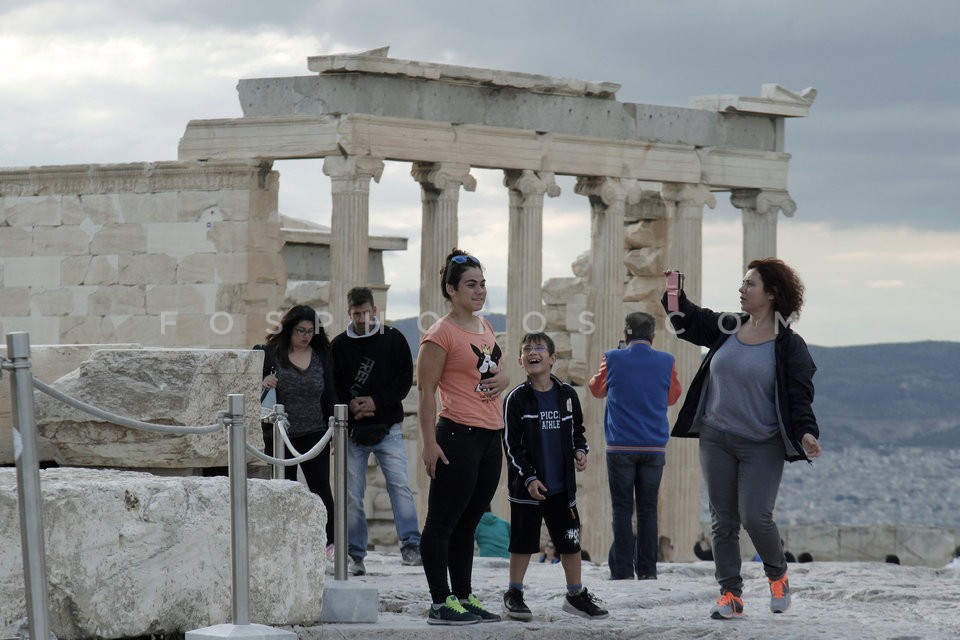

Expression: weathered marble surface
xmin=32 ymin=349 xmax=264 ymax=468
xmin=0 ymin=468 xmax=327 ymax=639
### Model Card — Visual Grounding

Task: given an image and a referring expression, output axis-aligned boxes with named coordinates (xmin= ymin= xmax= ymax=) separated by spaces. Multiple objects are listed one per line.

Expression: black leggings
xmin=421 ymin=420 xmax=503 ymax=603
xmin=278 ymin=430 xmax=335 ymax=547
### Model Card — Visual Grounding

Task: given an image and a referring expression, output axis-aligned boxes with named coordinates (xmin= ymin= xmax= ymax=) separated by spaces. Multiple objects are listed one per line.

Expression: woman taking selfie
xmin=663 ymin=258 xmax=821 ymax=620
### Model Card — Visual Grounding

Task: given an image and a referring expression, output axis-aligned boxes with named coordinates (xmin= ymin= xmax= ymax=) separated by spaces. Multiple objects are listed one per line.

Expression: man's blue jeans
xmin=606 ymin=452 xmax=665 ymax=579
xmin=347 ymin=423 xmax=421 ymax=560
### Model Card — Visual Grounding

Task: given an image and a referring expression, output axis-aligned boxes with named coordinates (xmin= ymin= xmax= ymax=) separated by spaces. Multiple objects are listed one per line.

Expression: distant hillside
xmin=389 ymin=318 xmax=960 ymax=451
xmin=807 ymin=341 xmax=960 ymax=450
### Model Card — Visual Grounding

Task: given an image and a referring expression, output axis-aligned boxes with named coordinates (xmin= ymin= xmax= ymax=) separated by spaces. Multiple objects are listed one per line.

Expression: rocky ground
xmin=301 ymin=550 xmax=960 ymax=640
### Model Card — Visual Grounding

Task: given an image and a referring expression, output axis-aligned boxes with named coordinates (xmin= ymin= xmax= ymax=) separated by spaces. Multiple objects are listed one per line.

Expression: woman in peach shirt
xmin=417 ymin=249 xmax=509 ymax=625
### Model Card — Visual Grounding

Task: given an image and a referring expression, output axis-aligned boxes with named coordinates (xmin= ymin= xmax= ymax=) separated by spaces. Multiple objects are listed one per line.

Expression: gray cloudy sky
xmin=2 ymin=0 xmax=958 ymax=346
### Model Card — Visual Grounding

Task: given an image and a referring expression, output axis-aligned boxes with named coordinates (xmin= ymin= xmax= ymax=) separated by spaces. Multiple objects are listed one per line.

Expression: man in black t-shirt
xmin=331 ymin=287 xmax=420 ymax=576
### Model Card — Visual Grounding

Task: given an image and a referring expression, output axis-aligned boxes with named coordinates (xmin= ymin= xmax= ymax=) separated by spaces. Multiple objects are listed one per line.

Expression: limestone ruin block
xmin=32 ymin=349 xmax=264 ymax=468
xmin=624 ymin=247 xmax=662 ymax=277
xmin=0 ymin=468 xmax=327 ymax=639
xmin=0 ymin=344 xmax=141 ymax=465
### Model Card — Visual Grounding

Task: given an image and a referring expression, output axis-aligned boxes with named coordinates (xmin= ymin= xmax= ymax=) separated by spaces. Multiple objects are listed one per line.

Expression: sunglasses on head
xmin=449 ymin=254 xmax=480 ymax=266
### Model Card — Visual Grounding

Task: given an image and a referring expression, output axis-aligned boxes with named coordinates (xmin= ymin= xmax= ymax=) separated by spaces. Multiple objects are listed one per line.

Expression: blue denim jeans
xmin=606 ymin=452 xmax=665 ymax=579
xmin=347 ymin=423 xmax=421 ymax=560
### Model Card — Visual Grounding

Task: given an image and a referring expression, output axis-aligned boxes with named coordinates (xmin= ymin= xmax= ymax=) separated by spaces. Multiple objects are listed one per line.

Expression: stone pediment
xmin=690 ymin=83 xmax=818 ymax=117
xmin=307 ymin=46 xmax=621 ymax=98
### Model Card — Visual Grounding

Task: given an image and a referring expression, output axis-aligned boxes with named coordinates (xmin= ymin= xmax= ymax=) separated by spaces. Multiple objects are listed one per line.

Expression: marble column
xmin=410 ymin=162 xmax=476 ymax=523
xmin=411 ymin=162 xmax=476 ymax=333
xmin=573 ymin=175 xmax=642 ymax=560
xmin=731 ymin=188 xmax=796 ymax=272
xmin=503 ymin=169 xmax=560 ymax=355
xmin=322 ymin=156 xmax=384 ymax=333
xmin=660 ymin=182 xmax=716 ymax=562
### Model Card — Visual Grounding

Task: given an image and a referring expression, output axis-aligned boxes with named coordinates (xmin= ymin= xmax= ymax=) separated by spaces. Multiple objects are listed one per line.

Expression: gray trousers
xmin=699 ymin=424 xmax=788 ymax=596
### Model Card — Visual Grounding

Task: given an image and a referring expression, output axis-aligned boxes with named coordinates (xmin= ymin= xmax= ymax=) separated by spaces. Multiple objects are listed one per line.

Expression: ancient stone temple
xmin=0 ymin=47 xmax=815 ymax=561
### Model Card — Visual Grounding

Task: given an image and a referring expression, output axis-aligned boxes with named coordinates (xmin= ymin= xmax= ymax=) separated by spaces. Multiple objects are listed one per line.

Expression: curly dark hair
xmin=747 ymin=258 xmax=805 ymax=321
xmin=264 ymin=304 xmax=331 ymax=366
xmin=440 ymin=248 xmax=483 ymax=300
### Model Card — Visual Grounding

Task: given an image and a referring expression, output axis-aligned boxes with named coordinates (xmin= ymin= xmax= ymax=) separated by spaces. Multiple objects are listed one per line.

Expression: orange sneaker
xmin=769 ymin=573 xmax=791 ymax=613
xmin=710 ymin=591 xmax=744 ymax=619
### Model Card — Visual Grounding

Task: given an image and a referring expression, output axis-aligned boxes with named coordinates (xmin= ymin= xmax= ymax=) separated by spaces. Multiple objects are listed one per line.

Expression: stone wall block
xmin=73 ymin=255 xmax=119 ymax=285
xmin=215 ymin=283 xmax=248 ymax=314
xmin=624 ymin=247 xmax=662 ymax=276
xmin=552 ymin=358 xmax=570 ymax=382
xmin=548 ymin=331 xmax=573 ymax=358
xmin=60 ymin=316 xmax=112 ymax=346
xmin=0 ymin=227 xmax=33 ymax=257
xmin=177 ymin=254 xmax=216 ymax=283
xmin=896 ymin=525 xmax=956 ymax=566
xmin=1 ymin=195 xmax=62 ymax=226
xmin=623 ymin=276 xmax=662 ymax=303
xmin=284 ymin=280 xmax=331 ymax=310
xmin=213 ymin=252 xmax=250 ymax=284
xmin=207 ymin=221 xmax=247 ymax=253
xmin=61 ymin=257 xmax=90 ymax=286
xmin=145 ymin=284 xmax=211 ymax=315
xmin=146 ymin=222 xmax=217 ymax=255
xmin=91 ymin=224 xmax=147 ymax=255
xmin=4 ymin=256 xmax=62 ymax=288
xmin=79 ymin=194 xmax=122 ymax=224
xmin=565 ymin=302 xmax=589 ymax=333
xmin=118 ymin=191 xmax=178 ymax=224
xmin=32 ymin=349 xmax=264 ymax=468
xmin=783 ymin=524 xmax=841 ymax=560
xmin=542 ymin=277 xmax=587 ymax=304
xmin=179 ymin=189 xmax=252 ymax=223
xmin=571 ymin=251 xmax=591 ymax=278
xmin=542 ymin=305 xmax=566 ymax=331
xmin=0 ymin=468 xmax=326 ymax=638
xmin=567 ymin=359 xmax=587 ymax=386
xmin=0 ymin=287 xmax=30 ymax=315
xmin=0 ymin=344 xmax=142 ymax=464
xmin=118 ymin=254 xmax=178 ymax=285
xmin=88 ymin=285 xmax=146 ymax=315
xmin=837 ymin=525 xmax=897 ymax=563
xmin=624 ymin=190 xmax=667 ymax=222
xmin=31 ymin=288 xmax=83 ymax=316
xmin=625 ymin=219 xmax=667 ymax=249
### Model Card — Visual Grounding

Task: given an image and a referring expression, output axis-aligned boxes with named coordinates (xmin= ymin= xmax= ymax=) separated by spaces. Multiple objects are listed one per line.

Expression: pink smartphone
xmin=665 ymin=269 xmax=684 ymax=312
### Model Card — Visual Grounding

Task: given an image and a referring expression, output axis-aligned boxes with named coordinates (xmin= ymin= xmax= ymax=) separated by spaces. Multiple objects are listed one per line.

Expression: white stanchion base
xmin=186 ymin=623 xmax=296 ymax=640
xmin=319 ymin=580 xmax=379 ymax=623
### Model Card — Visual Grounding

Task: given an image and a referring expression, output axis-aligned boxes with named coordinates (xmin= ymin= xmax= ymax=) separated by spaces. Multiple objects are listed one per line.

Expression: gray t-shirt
xmin=701 ymin=334 xmax=779 ymax=441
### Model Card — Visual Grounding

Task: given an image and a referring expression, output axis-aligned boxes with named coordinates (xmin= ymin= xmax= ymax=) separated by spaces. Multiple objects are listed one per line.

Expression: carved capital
xmin=660 ymin=183 xmax=717 ymax=209
xmin=503 ymin=169 xmax=561 ymax=198
xmin=322 ymin=156 xmax=385 ymax=183
xmin=731 ymin=189 xmax=796 ymax=218
xmin=410 ymin=162 xmax=477 ymax=192
xmin=574 ymin=176 xmax=642 ymax=207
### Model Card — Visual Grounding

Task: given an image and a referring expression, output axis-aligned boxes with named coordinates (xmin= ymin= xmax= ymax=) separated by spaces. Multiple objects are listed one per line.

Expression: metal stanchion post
xmin=5 ymin=332 xmax=53 ymax=640
xmin=227 ymin=393 xmax=250 ymax=626
xmin=319 ymin=403 xmax=378 ymax=623
xmin=272 ymin=404 xmax=285 ymax=480
xmin=333 ymin=404 xmax=348 ymax=581
xmin=186 ymin=394 xmax=295 ymax=640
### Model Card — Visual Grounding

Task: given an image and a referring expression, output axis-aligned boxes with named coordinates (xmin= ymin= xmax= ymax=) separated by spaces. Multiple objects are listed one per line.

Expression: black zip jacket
xmin=662 ymin=290 xmax=819 ymax=462
xmin=502 ymin=375 xmax=589 ymax=506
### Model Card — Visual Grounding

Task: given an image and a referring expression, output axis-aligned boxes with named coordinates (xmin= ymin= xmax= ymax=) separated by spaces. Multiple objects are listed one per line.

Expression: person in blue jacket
xmin=589 ymin=312 xmax=682 ymax=581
